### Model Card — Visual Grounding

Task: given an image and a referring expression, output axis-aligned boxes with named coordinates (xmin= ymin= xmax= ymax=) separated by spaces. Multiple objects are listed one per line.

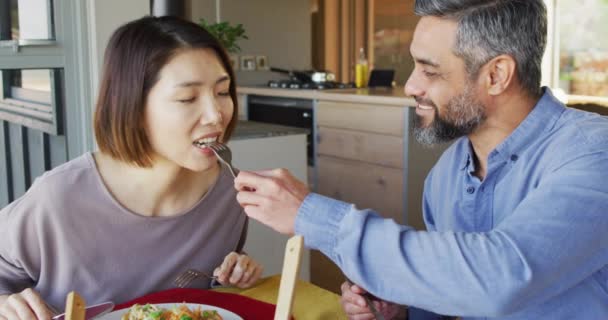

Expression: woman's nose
xmin=199 ymin=97 xmax=223 ymax=125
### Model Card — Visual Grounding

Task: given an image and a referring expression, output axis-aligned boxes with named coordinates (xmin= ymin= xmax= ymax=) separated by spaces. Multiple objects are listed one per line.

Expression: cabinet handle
xmin=377 ymin=178 xmax=386 ymax=187
xmin=302 ymin=112 xmax=311 ymax=118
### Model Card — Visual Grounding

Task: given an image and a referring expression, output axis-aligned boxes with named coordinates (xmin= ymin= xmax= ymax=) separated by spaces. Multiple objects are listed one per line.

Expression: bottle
xmin=355 ymin=47 xmax=368 ymax=88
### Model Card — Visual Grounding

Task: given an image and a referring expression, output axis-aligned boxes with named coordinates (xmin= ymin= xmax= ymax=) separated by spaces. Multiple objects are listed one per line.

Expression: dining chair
xmin=274 ymin=235 xmax=304 ymax=320
xmin=64 ymin=291 xmax=86 ymax=320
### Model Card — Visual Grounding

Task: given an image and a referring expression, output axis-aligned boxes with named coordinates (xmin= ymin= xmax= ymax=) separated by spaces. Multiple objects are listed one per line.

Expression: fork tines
xmin=173 ymin=269 xmax=217 ymax=288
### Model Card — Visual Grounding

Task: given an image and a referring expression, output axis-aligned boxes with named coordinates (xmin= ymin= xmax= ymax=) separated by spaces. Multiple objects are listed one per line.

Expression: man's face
xmin=405 ymin=16 xmax=487 ymax=146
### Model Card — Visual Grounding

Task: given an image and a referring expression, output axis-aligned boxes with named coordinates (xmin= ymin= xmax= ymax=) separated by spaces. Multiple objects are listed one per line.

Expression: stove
xmin=267 ymin=80 xmax=355 ymax=90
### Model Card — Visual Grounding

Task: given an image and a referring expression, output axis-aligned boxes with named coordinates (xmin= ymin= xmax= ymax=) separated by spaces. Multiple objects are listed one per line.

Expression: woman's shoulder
xmin=1 ymin=153 xmax=100 ymax=217
xmin=31 ymin=152 xmax=98 ymax=191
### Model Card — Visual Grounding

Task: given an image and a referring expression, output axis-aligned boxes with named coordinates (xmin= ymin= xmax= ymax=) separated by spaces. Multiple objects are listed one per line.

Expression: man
xmin=234 ymin=0 xmax=608 ymax=319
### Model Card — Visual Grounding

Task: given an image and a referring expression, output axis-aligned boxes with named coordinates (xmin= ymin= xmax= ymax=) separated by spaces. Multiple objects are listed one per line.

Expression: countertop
xmin=238 ymin=86 xmax=417 ymax=107
xmin=231 ymin=120 xmax=308 ymax=141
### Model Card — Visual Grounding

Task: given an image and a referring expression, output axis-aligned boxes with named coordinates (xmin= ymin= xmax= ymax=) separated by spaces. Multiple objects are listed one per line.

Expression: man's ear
xmin=483 ymin=54 xmax=516 ymax=96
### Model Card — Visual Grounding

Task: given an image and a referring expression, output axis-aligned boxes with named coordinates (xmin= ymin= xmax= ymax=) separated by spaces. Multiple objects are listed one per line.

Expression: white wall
xmin=189 ymin=0 xmax=312 ymax=86
xmin=229 ymin=134 xmax=311 ymax=281
xmin=87 ymin=0 xmax=150 ymax=103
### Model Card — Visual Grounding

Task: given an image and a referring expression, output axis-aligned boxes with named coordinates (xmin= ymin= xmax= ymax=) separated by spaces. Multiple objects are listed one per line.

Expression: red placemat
xmin=114 ymin=288 xmax=282 ymax=320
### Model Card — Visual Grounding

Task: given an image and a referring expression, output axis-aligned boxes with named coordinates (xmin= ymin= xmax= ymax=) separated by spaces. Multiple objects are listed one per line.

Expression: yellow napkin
xmin=214 ymin=275 xmax=347 ymax=320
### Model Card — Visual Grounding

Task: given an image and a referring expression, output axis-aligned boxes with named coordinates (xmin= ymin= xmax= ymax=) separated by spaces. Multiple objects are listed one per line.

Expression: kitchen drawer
xmin=318 ymin=126 xmax=404 ymax=169
xmin=317 ymin=100 xmax=404 ymax=136
xmin=317 ymin=155 xmax=404 ymax=224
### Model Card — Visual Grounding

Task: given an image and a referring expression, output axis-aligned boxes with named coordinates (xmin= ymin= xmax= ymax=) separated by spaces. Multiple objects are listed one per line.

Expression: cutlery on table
xmin=52 ymin=301 xmax=115 ymax=320
xmin=173 ymin=269 xmax=219 ymax=288
xmin=274 ymin=235 xmax=304 ymax=320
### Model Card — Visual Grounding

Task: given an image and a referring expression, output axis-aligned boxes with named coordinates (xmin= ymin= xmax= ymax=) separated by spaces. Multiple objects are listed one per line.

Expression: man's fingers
xmin=235 ymin=170 xmax=291 ymax=194
xmin=235 ymin=190 xmax=267 ymax=207
xmin=350 ymin=284 xmax=368 ymax=295
xmin=341 ymin=282 xmax=368 ymax=307
xmin=234 ymin=171 xmax=273 ymax=193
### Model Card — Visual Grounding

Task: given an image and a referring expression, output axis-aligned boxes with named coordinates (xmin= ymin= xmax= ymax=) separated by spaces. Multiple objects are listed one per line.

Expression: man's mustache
xmin=413 ymin=96 xmax=436 ymax=109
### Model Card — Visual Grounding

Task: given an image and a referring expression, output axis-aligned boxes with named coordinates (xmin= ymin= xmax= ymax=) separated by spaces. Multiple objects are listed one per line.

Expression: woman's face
xmin=144 ymin=48 xmax=234 ymax=171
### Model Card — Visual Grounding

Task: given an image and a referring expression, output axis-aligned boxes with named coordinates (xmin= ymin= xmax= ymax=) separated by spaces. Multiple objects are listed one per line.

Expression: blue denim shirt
xmin=295 ymin=89 xmax=608 ymax=319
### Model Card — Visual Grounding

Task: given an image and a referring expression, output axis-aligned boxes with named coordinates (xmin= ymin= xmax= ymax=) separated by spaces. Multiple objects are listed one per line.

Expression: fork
xmin=173 ymin=269 xmax=219 ymax=288
xmin=344 ymin=278 xmax=386 ymax=320
xmin=208 ymin=142 xmax=238 ymax=178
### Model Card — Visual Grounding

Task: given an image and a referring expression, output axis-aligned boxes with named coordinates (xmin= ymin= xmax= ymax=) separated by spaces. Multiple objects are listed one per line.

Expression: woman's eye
xmin=218 ymin=91 xmax=230 ymax=97
xmin=423 ymin=70 xmax=438 ymax=78
xmin=177 ymin=97 xmax=196 ymax=104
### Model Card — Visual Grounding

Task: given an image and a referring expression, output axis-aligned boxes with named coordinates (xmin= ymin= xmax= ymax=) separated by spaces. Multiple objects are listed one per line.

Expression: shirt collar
xmin=491 ymin=87 xmax=565 ymax=162
xmin=460 ymin=87 xmax=565 ymax=169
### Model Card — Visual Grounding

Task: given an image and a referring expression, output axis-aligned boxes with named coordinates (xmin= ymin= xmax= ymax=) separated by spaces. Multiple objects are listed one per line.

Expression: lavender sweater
xmin=0 ymin=153 xmax=247 ymax=309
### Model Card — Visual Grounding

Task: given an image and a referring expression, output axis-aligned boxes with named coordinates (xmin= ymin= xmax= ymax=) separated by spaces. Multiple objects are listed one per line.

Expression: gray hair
xmin=415 ymin=0 xmax=547 ymax=97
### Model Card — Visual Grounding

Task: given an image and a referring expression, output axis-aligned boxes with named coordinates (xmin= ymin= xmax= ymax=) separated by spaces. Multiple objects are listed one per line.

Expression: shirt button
xmin=511 ymin=154 xmax=519 ymax=162
xmin=466 ymin=186 xmax=475 ymax=194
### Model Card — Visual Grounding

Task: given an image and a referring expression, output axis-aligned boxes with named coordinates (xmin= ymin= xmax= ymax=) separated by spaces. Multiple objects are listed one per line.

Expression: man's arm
xmin=294 ymin=151 xmax=608 ymax=317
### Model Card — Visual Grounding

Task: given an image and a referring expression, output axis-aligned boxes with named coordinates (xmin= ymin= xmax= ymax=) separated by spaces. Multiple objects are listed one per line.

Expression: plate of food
xmin=96 ymin=303 xmax=243 ymax=320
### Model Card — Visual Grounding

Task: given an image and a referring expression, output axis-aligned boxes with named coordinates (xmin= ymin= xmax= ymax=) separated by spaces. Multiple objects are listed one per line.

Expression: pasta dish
xmin=121 ymin=303 xmax=223 ymax=320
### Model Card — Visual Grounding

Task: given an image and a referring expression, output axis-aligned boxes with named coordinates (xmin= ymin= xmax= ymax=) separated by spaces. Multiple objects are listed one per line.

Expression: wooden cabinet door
xmin=312 ymin=156 xmax=404 ymax=293
xmin=317 ymin=100 xmax=404 ymax=136
xmin=318 ymin=126 xmax=403 ymax=169
xmin=317 ymin=155 xmax=404 ymax=222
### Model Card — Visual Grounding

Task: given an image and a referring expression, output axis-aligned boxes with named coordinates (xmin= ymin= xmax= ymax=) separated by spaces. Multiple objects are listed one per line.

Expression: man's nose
xmin=404 ymin=72 xmax=424 ymax=98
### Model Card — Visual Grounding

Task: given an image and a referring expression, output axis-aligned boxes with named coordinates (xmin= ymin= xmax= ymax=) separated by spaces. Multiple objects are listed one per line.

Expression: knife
xmin=52 ymin=301 xmax=114 ymax=320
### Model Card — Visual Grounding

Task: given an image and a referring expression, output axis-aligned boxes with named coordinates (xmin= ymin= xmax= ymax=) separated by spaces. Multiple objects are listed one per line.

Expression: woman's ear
xmin=484 ymin=54 xmax=517 ymax=96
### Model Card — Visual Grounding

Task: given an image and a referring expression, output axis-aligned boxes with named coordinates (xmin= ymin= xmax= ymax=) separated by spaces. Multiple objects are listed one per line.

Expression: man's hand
xmin=234 ymin=169 xmax=310 ymax=235
xmin=213 ymin=252 xmax=263 ymax=289
xmin=340 ymin=282 xmax=407 ymax=320
xmin=0 ymin=288 xmax=54 ymax=320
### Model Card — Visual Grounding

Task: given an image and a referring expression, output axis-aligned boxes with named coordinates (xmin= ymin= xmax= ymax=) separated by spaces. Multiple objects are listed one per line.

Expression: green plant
xmin=199 ymin=19 xmax=248 ymax=53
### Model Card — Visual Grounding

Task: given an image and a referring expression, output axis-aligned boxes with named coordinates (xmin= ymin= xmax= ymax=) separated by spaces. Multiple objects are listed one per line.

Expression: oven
xmin=247 ymin=95 xmax=315 ymax=166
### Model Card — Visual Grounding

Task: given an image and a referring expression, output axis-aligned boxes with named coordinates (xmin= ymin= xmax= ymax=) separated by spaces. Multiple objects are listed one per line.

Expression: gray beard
xmin=413 ymin=86 xmax=486 ymax=146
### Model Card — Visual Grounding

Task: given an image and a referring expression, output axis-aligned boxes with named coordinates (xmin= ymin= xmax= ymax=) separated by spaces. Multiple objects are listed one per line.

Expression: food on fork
xmin=121 ymin=303 xmax=223 ymax=320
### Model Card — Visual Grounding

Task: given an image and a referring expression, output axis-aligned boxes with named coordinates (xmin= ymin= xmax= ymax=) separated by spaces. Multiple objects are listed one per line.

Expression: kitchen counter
xmin=232 ymin=120 xmax=308 ymax=140
xmin=238 ymin=86 xmax=417 ymax=107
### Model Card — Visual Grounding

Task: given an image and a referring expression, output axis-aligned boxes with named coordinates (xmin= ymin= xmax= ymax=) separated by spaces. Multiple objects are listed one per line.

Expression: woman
xmin=0 ymin=16 xmax=262 ymax=319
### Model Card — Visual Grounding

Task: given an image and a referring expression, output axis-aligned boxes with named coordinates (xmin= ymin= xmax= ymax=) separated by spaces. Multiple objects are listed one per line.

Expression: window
xmin=545 ymin=0 xmax=608 ymax=104
xmin=0 ymin=0 xmax=63 ymax=135
xmin=7 ymin=0 xmax=54 ymax=41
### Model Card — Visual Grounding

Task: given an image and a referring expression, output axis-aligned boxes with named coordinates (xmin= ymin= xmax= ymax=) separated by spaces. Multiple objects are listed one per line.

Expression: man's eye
xmin=177 ymin=97 xmax=196 ymax=103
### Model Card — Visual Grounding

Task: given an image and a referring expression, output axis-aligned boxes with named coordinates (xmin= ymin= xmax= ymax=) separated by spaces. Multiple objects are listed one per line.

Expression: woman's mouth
xmin=193 ymin=136 xmax=218 ymax=149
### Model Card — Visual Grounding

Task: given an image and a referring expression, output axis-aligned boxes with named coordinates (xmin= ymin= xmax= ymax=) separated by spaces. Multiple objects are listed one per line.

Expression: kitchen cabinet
xmin=237 ymin=86 xmax=450 ymax=293
xmin=312 ymin=98 xmax=448 ymax=293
